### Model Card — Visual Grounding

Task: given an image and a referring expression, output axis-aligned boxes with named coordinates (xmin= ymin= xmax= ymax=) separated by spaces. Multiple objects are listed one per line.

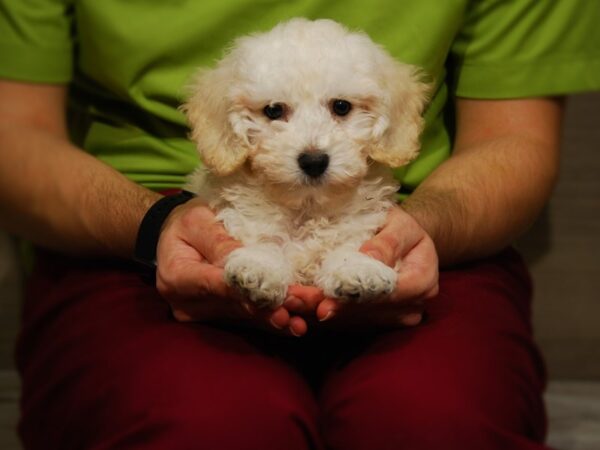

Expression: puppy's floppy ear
xmin=370 ymin=59 xmax=430 ymax=168
xmin=182 ymin=66 xmax=248 ymax=176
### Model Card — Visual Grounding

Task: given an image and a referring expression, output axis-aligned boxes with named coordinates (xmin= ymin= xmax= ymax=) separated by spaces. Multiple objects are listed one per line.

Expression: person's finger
xmin=399 ymin=312 xmax=423 ymax=326
xmin=166 ymin=202 xmax=242 ymax=266
xmin=283 ymin=296 xmax=305 ymax=313
xmin=316 ymin=297 xmax=339 ymax=321
xmin=170 ymin=308 xmax=195 ymax=322
xmin=359 ymin=226 xmax=401 ymax=267
xmin=173 ymin=300 xmax=293 ymax=334
xmin=157 ymin=255 xmax=236 ymax=300
xmin=359 ymin=207 xmax=409 ymax=266
xmin=390 ymin=238 xmax=439 ymax=302
xmin=264 ymin=306 xmax=291 ymax=330
xmin=202 ymin=223 xmax=243 ymax=267
xmin=288 ymin=316 xmax=308 ymax=337
xmin=392 ymin=268 xmax=438 ymax=302
xmin=285 ymin=284 xmax=324 ymax=313
xmin=228 ymin=303 xmax=298 ymax=335
xmin=186 ymin=220 xmax=242 ymax=267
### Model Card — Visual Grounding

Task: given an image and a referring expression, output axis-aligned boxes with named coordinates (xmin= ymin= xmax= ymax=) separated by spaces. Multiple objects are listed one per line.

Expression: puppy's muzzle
xmin=297 ymin=151 xmax=329 ymax=178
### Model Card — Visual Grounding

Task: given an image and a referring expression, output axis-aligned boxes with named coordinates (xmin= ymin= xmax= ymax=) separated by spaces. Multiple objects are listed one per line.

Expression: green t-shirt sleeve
xmin=0 ymin=0 xmax=74 ymax=83
xmin=450 ymin=0 xmax=600 ymax=98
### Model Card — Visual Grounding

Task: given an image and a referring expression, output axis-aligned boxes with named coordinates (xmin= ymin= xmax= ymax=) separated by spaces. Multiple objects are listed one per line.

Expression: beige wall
xmin=517 ymin=93 xmax=600 ymax=379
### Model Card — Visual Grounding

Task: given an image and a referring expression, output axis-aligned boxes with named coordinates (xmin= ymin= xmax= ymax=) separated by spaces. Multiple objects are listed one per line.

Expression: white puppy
xmin=183 ymin=18 xmax=428 ymax=308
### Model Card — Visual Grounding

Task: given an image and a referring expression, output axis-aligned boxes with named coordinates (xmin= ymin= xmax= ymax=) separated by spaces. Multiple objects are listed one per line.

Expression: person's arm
xmin=0 ymin=79 xmax=305 ymax=334
xmin=402 ymin=97 xmax=563 ymax=267
xmin=312 ymin=97 xmax=563 ymax=324
xmin=0 ymin=80 xmax=161 ymax=257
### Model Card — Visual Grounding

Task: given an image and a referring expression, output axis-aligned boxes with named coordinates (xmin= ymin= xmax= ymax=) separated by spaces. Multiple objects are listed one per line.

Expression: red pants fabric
xmin=16 ymin=248 xmax=550 ymax=450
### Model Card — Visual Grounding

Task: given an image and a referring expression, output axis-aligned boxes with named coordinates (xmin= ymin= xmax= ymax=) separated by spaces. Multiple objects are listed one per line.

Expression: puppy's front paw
xmin=224 ymin=247 xmax=292 ymax=308
xmin=318 ymin=251 xmax=397 ymax=302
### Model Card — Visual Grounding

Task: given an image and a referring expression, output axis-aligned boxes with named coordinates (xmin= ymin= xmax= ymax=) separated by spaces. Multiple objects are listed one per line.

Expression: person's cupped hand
xmin=155 ymin=198 xmax=311 ymax=336
xmin=285 ymin=206 xmax=439 ymax=331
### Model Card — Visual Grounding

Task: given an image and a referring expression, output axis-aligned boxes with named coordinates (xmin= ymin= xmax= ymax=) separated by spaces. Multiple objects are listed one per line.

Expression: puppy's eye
xmin=263 ymin=103 xmax=286 ymax=120
xmin=331 ymin=99 xmax=352 ymax=117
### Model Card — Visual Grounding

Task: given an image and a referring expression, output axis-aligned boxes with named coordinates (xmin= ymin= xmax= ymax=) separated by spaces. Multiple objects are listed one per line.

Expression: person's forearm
xmin=401 ymin=134 xmax=559 ymax=267
xmin=0 ymin=123 xmax=161 ymax=258
xmin=400 ymin=98 xmax=563 ymax=267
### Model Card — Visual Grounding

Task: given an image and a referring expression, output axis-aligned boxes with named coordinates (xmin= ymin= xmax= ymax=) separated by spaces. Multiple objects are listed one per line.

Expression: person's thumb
xmin=202 ymin=223 xmax=242 ymax=267
xmin=359 ymin=226 xmax=400 ymax=267
xmin=172 ymin=204 xmax=242 ymax=267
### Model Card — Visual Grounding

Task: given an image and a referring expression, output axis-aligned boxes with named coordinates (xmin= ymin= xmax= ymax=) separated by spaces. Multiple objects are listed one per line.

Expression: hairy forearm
xmin=0 ymin=124 xmax=161 ymax=258
xmin=402 ymin=134 xmax=559 ymax=267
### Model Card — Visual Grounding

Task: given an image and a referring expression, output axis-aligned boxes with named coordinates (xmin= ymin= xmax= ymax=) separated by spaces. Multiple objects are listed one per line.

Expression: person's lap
xmin=16 ymin=249 xmax=549 ymax=450
xmin=319 ymin=250 xmax=547 ymax=449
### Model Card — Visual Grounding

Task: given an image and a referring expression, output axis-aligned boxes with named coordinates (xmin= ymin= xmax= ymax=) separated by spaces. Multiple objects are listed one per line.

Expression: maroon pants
xmin=17 ymin=248 xmax=549 ymax=450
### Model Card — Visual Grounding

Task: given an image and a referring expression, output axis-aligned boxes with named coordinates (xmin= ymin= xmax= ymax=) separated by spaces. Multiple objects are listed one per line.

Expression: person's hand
xmin=155 ymin=198 xmax=308 ymax=335
xmin=286 ymin=205 xmax=439 ymax=329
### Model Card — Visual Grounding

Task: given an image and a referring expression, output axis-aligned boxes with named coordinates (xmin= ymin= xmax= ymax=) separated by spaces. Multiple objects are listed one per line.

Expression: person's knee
xmin=322 ymin=373 xmax=541 ymax=450
xmin=93 ymin=359 xmax=319 ymax=450
xmin=119 ymin=390 xmax=316 ymax=450
xmin=20 ymin=332 xmax=320 ymax=450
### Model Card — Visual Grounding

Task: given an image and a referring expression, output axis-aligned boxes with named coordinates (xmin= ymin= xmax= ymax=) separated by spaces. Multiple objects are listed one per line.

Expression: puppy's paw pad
xmin=321 ymin=255 xmax=396 ymax=303
xmin=224 ymin=251 xmax=289 ymax=308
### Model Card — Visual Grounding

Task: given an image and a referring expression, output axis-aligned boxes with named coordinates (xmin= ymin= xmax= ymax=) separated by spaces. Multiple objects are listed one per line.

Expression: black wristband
xmin=134 ymin=190 xmax=196 ymax=269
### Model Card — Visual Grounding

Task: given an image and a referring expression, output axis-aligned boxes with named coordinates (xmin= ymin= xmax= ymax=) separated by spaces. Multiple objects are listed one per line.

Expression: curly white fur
xmin=183 ymin=18 xmax=428 ymax=307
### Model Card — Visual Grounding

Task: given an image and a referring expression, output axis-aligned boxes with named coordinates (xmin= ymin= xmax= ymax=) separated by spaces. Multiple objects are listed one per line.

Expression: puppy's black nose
xmin=297 ymin=151 xmax=329 ymax=178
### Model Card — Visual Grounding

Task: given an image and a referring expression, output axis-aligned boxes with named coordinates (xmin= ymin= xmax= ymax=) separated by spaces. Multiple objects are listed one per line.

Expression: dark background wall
xmin=517 ymin=92 xmax=600 ymax=379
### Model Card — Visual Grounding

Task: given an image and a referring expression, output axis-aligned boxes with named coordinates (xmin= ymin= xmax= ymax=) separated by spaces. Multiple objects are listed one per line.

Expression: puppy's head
xmin=183 ymin=18 xmax=428 ymax=191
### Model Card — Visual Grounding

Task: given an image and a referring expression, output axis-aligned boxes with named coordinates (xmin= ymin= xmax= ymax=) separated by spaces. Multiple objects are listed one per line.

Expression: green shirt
xmin=1 ymin=0 xmax=599 ymax=194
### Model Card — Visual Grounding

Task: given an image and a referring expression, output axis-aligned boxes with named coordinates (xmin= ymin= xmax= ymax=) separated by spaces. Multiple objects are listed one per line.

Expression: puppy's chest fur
xmin=187 ymin=167 xmax=398 ymax=284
